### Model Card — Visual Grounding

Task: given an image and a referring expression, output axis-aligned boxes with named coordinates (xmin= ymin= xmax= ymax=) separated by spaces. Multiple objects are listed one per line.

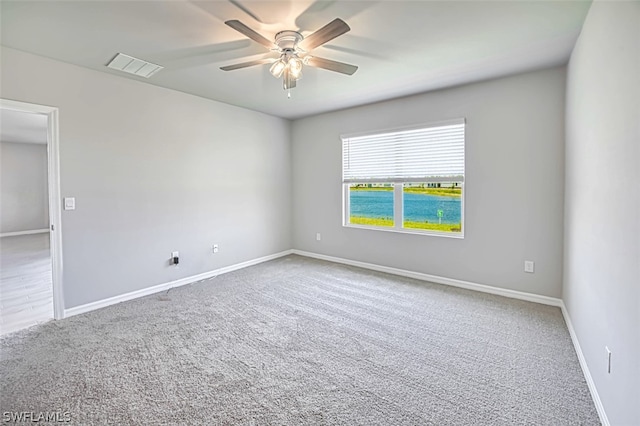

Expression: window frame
xmin=341 ymin=119 xmax=466 ymax=238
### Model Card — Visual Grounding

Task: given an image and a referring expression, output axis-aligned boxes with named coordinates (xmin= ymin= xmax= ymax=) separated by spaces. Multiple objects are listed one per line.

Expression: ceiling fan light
xmin=269 ymin=59 xmax=286 ymax=78
xmin=288 ymin=57 xmax=303 ymax=79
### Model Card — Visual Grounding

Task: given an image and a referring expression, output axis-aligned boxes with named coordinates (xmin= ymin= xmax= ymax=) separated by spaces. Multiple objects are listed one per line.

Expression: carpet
xmin=0 ymin=255 xmax=600 ymax=425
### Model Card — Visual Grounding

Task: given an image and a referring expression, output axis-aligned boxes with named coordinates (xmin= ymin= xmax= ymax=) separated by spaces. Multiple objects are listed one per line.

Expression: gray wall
xmin=292 ymin=67 xmax=566 ymax=298
xmin=0 ymin=141 xmax=49 ymax=233
xmin=564 ymin=1 xmax=640 ymax=424
xmin=0 ymin=46 xmax=292 ymax=309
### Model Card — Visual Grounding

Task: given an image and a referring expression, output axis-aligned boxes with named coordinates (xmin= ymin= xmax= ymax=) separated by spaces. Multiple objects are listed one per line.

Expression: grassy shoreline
xmin=350 ymin=216 xmax=461 ymax=232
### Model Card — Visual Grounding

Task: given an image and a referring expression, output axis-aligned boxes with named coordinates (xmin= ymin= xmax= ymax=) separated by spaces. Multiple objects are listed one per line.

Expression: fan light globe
xmin=269 ymin=59 xmax=286 ymax=78
xmin=289 ymin=57 xmax=303 ymax=79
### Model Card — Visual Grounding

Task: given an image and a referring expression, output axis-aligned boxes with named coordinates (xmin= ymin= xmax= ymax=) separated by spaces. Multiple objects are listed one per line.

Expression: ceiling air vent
xmin=107 ymin=53 xmax=163 ymax=78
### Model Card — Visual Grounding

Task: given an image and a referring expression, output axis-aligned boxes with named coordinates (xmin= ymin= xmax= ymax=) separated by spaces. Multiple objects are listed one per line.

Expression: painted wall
xmin=0 ymin=47 xmax=292 ymax=309
xmin=564 ymin=1 xmax=640 ymax=424
xmin=0 ymin=141 xmax=49 ymax=233
xmin=292 ymin=67 xmax=566 ymax=298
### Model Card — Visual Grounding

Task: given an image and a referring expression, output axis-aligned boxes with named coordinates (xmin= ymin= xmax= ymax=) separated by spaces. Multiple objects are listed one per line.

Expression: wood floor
xmin=0 ymin=233 xmax=53 ymax=335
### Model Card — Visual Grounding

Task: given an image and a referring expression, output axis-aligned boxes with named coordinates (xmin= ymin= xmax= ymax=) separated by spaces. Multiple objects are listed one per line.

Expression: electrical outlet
xmin=316 ymin=233 xmax=321 ymax=241
xmin=524 ymin=260 xmax=535 ymax=273
xmin=171 ymin=251 xmax=179 ymax=266
xmin=213 ymin=244 xmax=219 ymax=253
xmin=606 ymin=346 xmax=611 ymax=373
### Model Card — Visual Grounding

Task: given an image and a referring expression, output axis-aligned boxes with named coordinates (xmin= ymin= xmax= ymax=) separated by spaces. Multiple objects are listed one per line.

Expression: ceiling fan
xmin=220 ymin=18 xmax=358 ymax=95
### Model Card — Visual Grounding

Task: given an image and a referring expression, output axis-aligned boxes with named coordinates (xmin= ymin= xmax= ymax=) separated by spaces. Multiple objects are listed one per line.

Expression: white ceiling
xmin=0 ymin=109 xmax=48 ymax=145
xmin=0 ymin=1 xmax=591 ymax=120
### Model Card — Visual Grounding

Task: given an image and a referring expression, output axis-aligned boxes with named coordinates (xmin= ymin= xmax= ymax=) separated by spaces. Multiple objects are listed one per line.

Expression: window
xmin=342 ymin=119 xmax=465 ymax=237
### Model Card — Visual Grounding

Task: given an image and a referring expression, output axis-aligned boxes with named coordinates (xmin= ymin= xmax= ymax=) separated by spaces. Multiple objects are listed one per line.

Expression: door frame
xmin=1 ymin=98 xmax=64 ymax=320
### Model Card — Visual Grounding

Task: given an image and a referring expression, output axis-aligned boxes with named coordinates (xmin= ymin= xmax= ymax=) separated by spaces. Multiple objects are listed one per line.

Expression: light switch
xmin=64 ymin=197 xmax=75 ymax=210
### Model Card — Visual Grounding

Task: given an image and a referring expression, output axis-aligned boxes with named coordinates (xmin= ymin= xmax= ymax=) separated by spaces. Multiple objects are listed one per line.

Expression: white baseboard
xmin=0 ymin=228 xmax=49 ymax=238
xmin=64 ymin=249 xmax=293 ymax=318
xmin=292 ymin=249 xmax=562 ymax=307
xmin=560 ymin=302 xmax=610 ymax=426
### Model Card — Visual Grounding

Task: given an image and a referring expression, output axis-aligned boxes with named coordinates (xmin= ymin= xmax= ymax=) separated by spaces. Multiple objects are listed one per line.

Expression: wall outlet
xmin=64 ymin=197 xmax=76 ymax=210
xmin=606 ymin=346 xmax=611 ymax=373
xmin=171 ymin=251 xmax=179 ymax=265
xmin=213 ymin=244 xmax=219 ymax=253
xmin=316 ymin=233 xmax=321 ymax=241
xmin=524 ymin=260 xmax=535 ymax=273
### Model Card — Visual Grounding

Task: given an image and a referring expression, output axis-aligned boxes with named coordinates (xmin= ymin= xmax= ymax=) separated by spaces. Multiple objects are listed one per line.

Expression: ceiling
xmin=0 ymin=109 xmax=48 ymax=145
xmin=0 ymin=1 xmax=591 ymax=120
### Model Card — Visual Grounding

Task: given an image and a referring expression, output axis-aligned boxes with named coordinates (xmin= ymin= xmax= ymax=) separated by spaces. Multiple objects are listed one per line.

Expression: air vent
xmin=107 ymin=53 xmax=163 ymax=78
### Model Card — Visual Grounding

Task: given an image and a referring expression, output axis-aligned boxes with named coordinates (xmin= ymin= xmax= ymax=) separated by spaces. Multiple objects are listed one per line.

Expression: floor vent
xmin=106 ymin=53 xmax=163 ymax=78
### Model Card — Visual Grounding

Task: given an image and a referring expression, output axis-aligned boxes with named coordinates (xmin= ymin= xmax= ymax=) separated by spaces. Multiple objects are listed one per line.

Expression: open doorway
xmin=0 ymin=99 xmax=63 ymax=335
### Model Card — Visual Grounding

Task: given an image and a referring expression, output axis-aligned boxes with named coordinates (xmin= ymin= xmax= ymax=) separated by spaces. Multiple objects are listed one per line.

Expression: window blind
xmin=342 ymin=120 xmax=465 ymax=183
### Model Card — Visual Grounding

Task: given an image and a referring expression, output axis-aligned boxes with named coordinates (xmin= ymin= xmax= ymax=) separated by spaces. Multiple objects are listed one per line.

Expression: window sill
xmin=343 ymin=223 xmax=464 ymax=239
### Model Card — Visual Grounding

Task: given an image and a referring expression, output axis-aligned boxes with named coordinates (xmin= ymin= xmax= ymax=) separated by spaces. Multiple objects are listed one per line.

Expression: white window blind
xmin=342 ymin=119 xmax=465 ymax=183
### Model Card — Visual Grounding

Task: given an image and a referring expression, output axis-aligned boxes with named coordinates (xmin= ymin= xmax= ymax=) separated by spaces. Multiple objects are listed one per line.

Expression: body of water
xmin=349 ymin=190 xmax=461 ymax=224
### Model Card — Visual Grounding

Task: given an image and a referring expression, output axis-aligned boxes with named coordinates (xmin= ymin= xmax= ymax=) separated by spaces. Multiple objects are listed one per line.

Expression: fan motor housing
xmin=275 ymin=30 xmax=303 ymax=50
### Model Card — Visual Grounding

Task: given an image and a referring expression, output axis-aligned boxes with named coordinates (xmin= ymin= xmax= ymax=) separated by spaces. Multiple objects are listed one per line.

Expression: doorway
xmin=0 ymin=99 xmax=63 ymax=335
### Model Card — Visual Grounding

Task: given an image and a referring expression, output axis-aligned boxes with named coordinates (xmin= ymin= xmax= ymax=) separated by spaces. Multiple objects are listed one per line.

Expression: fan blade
xmin=284 ymin=78 xmax=297 ymax=90
xmin=283 ymin=69 xmax=297 ymax=90
xmin=225 ymin=20 xmax=274 ymax=49
xmin=298 ymin=18 xmax=350 ymax=51
xmin=220 ymin=58 xmax=272 ymax=71
xmin=306 ymin=56 xmax=358 ymax=75
xmin=228 ymin=0 xmax=264 ymax=24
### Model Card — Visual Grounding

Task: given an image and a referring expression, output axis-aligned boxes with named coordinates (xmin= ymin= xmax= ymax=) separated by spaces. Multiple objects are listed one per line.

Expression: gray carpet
xmin=1 ymin=255 xmax=599 ymax=425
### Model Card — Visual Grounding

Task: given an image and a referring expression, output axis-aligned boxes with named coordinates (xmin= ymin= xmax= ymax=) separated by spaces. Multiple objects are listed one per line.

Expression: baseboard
xmin=0 ymin=228 xmax=49 ymax=238
xmin=64 ymin=249 xmax=293 ymax=318
xmin=560 ymin=302 xmax=610 ymax=426
xmin=291 ymin=249 xmax=562 ymax=307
